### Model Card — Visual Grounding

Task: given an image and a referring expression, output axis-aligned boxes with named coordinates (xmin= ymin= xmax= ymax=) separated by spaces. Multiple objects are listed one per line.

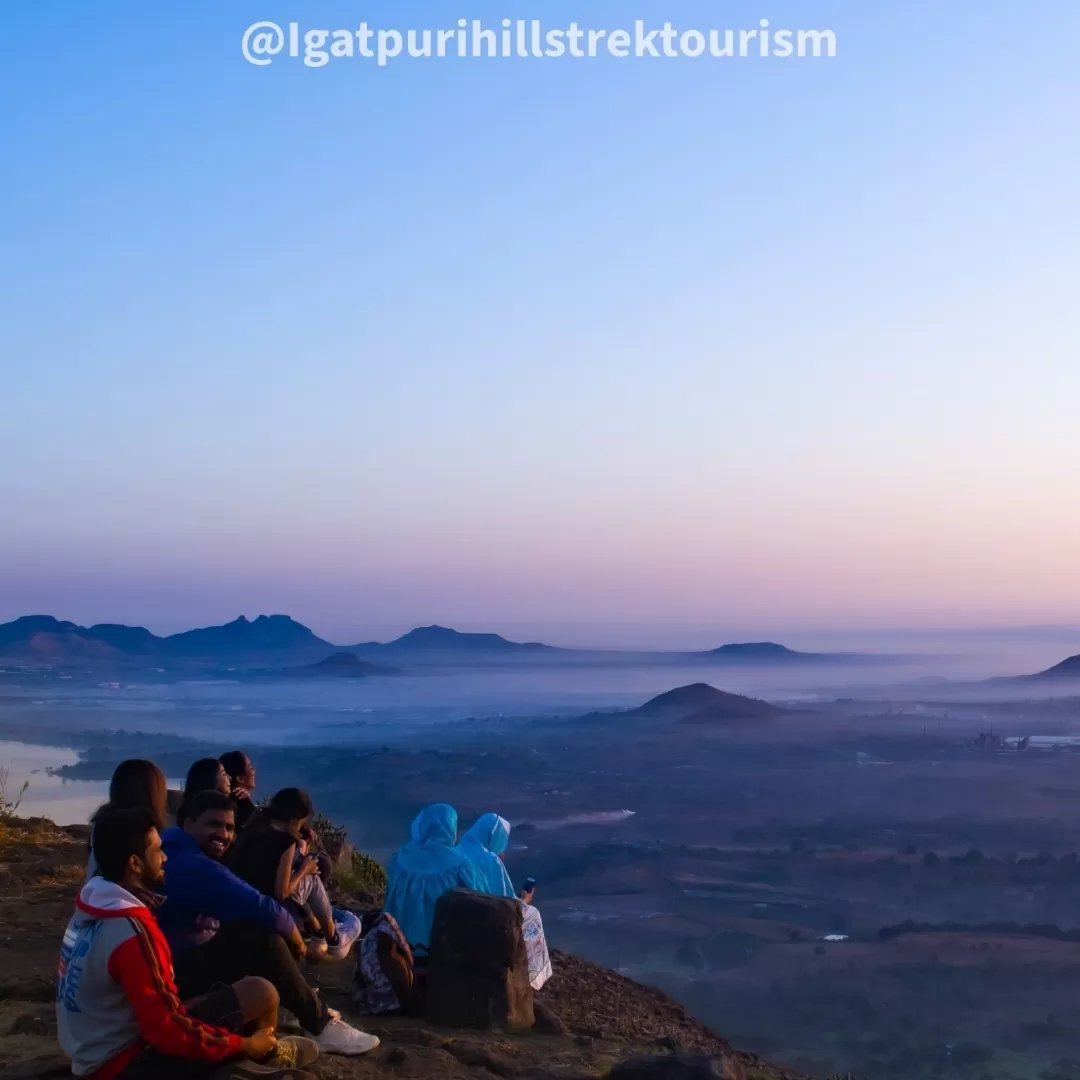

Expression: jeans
xmin=173 ymin=923 xmax=329 ymax=1036
xmin=291 ymin=872 xmax=334 ymax=930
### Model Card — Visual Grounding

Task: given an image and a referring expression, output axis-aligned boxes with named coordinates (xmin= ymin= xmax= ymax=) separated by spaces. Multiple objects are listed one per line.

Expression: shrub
xmin=310 ymin=812 xmax=349 ymax=862
xmin=335 ymin=848 xmax=387 ymax=898
xmin=0 ymin=765 xmax=28 ymax=819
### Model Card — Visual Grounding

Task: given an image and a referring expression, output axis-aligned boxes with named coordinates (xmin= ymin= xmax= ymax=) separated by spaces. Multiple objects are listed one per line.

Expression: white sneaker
xmin=314 ymin=1012 xmax=380 ymax=1056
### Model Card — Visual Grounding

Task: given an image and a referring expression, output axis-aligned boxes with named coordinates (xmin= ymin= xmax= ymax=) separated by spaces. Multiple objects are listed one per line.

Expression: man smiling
xmin=158 ymin=790 xmax=378 ymax=1057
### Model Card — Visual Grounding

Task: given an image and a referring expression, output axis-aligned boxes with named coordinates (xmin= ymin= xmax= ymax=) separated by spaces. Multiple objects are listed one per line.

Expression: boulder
xmin=425 ymin=888 xmax=534 ymax=1031
xmin=609 ymin=1053 xmax=746 ymax=1080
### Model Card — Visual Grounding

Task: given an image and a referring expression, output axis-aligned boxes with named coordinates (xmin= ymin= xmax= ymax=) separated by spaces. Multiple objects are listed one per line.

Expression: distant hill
xmin=1029 ymin=653 xmax=1080 ymax=679
xmin=351 ymin=624 xmax=557 ymax=656
xmin=700 ymin=641 xmax=832 ymax=663
xmin=5 ymin=630 xmax=121 ymax=664
xmin=0 ymin=615 xmax=81 ymax=648
xmin=985 ymin=652 xmax=1080 ymax=685
xmin=0 ymin=614 xmax=870 ymax=672
xmin=0 ymin=613 xmax=332 ymax=668
xmin=0 ymin=614 xmax=558 ymax=670
xmin=631 ymin=682 xmax=785 ymax=723
xmin=0 ymin=615 xmax=140 ymax=665
xmin=86 ymin=623 xmax=161 ymax=653
xmin=162 ymin=615 xmax=332 ymax=659
xmin=289 ymin=651 xmax=401 ymax=678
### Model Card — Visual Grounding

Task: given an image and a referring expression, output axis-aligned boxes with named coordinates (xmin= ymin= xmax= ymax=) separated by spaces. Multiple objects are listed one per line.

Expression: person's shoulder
xmin=240 ymin=824 xmax=292 ymax=855
xmin=95 ymin=912 xmax=143 ymax=951
xmin=454 ymin=848 xmax=484 ymax=872
xmin=272 ymin=828 xmax=297 ymax=851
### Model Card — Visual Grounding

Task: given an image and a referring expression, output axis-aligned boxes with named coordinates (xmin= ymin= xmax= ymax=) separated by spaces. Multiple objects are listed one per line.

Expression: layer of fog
xmin=0 ymin=627 xmax=1077 ymax=748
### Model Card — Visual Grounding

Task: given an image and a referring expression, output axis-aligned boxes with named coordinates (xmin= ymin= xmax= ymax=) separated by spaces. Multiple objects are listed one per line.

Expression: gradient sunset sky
xmin=1 ymin=1 xmax=1078 ymax=644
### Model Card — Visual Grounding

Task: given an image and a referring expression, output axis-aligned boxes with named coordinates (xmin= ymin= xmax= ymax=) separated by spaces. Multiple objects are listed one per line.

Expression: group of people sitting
xmin=57 ymin=755 xmax=551 ymax=1080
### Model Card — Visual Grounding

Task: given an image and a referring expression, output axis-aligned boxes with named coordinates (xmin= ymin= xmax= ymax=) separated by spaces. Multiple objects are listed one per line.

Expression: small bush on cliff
xmin=304 ymin=810 xmax=387 ymax=897
xmin=336 ymin=848 xmax=388 ymax=898
xmin=0 ymin=765 xmax=29 ymax=819
xmin=310 ymin=812 xmax=349 ymax=861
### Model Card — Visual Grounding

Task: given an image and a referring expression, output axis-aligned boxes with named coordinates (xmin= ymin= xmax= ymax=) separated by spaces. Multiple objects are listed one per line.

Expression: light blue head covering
xmin=383 ymin=803 xmax=484 ymax=952
xmin=459 ymin=813 xmax=516 ymax=899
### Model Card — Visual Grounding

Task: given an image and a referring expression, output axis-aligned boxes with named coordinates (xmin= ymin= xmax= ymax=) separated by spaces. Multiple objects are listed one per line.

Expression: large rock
xmin=610 ymin=1053 xmax=746 ymax=1080
xmin=425 ymin=888 xmax=534 ymax=1031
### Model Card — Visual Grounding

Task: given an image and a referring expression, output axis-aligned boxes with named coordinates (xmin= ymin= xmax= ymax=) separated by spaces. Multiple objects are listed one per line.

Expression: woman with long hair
xmin=219 ymin=750 xmax=257 ymax=829
xmin=86 ymin=760 xmax=168 ymax=880
xmin=175 ymin=758 xmax=231 ymax=828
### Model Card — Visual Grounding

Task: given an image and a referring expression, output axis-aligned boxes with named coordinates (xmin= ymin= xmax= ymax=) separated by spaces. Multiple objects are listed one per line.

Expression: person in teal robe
xmin=459 ymin=813 xmax=516 ymax=898
xmin=459 ymin=812 xmax=552 ymax=989
xmin=383 ymin=803 xmax=483 ymax=954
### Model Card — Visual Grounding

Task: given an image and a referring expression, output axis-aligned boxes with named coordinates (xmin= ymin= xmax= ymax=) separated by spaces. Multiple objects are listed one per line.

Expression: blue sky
xmin=1 ymin=1 xmax=1078 ymax=643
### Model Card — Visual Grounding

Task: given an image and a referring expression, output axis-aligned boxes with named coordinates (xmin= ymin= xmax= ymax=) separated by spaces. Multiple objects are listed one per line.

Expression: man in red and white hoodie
xmin=57 ymin=805 xmax=318 ymax=1080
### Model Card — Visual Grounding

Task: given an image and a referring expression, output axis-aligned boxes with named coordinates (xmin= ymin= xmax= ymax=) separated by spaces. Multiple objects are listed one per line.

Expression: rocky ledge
xmin=0 ymin=818 xmax=804 ymax=1080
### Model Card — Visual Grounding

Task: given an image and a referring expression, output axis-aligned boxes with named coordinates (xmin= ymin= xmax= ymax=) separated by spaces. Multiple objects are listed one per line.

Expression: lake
xmin=0 ymin=740 xmax=111 ymax=826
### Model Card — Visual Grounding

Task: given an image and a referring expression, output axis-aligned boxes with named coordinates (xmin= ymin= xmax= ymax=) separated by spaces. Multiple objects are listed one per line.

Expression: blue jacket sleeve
xmin=176 ymin=853 xmax=296 ymax=937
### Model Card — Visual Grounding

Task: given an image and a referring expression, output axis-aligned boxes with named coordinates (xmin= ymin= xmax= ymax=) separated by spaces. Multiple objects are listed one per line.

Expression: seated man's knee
xmin=234 ymin=975 xmax=279 ymax=1020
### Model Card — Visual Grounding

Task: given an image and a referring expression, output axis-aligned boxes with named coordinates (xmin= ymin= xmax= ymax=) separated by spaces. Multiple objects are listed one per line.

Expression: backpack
xmin=352 ymin=912 xmax=417 ymax=1015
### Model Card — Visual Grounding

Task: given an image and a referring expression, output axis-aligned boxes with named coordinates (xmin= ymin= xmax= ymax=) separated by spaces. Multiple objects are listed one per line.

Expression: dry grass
xmin=0 ymin=818 xmax=80 ymax=849
xmin=0 ymin=766 xmax=29 ymax=821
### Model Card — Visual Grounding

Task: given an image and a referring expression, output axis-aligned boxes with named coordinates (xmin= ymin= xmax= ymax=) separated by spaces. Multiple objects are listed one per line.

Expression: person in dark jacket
xmin=158 ymin=790 xmax=377 ymax=1058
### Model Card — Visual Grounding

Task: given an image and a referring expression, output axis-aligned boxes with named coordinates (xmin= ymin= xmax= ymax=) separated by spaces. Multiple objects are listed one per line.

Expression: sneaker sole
xmin=319 ymin=1036 xmax=380 ymax=1056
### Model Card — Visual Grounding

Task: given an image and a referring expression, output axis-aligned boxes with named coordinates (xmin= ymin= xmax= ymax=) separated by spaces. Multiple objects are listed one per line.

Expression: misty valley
xmin=3 ymin=617 xmax=1080 ymax=1079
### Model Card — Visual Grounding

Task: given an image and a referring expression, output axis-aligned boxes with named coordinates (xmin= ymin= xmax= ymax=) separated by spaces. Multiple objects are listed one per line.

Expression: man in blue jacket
xmin=160 ymin=790 xmax=378 ymax=1057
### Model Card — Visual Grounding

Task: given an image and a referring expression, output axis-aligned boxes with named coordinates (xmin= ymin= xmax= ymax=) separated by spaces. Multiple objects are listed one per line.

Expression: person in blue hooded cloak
xmin=383 ymin=803 xmax=483 ymax=956
xmin=459 ymin=812 xmax=552 ymax=990
xmin=458 ymin=813 xmax=516 ymax=898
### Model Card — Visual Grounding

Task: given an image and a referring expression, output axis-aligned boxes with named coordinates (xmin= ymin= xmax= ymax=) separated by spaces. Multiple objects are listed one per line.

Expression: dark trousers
xmin=173 ymin=923 xmax=329 ymax=1036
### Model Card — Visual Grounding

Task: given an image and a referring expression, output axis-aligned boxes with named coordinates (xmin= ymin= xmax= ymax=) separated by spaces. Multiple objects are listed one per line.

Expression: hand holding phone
xmin=520 ymin=876 xmax=537 ymax=903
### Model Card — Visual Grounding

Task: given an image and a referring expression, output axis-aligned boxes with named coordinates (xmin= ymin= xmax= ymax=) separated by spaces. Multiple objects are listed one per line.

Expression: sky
xmin=1 ymin=1 xmax=1078 ymax=645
